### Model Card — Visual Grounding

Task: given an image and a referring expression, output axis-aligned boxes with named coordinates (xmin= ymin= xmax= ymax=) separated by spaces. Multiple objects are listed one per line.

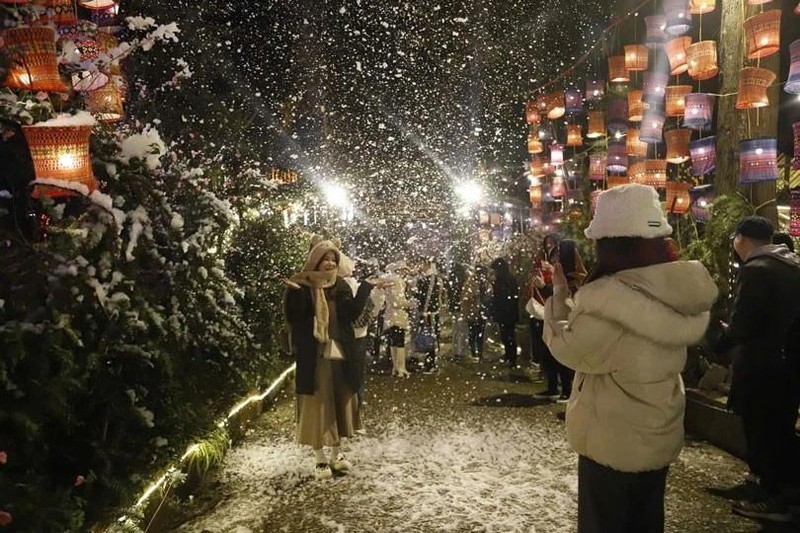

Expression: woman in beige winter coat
xmin=543 ymin=184 xmax=718 ymax=533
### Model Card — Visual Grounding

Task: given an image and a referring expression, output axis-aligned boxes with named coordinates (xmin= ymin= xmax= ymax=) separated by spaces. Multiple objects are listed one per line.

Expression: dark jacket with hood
xmin=285 ymin=278 xmax=373 ymax=395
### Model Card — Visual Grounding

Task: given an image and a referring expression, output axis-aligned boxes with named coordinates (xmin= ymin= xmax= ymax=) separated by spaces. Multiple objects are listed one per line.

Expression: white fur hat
xmin=584 ymin=184 xmax=672 ymax=240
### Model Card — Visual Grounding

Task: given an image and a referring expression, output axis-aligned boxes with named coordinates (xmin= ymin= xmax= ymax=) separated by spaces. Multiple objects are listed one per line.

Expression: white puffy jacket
xmin=544 ymin=261 xmax=718 ymax=472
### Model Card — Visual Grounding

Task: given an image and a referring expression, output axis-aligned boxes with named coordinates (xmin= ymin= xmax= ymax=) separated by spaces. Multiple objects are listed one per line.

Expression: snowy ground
xmin=171 ymin=343 xmax=786 ymax=533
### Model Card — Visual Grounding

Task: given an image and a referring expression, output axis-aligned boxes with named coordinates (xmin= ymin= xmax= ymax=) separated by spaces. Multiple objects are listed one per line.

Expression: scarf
xmin=289 ymin=269 xmax=338 ymax=343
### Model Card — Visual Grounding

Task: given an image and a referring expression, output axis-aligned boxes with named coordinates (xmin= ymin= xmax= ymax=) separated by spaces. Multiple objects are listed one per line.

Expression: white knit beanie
xmin=584 ymin=184 xmax=673 ymax=240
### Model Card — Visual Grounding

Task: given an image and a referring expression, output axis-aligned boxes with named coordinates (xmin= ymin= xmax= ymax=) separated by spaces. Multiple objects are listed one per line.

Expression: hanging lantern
xmin=645 ymin=15 xmax=668 ymax=48
xmin=86 ymin=80 xmax=124 ymax=122
xmin=607 ymin=175 xmax=631 ymax=188
xmin=586 ymin=79 xmax=605 ymax=101
xmin=2 ymin=27 xmax=70 ymax=93
xmin=608 ymin=55 xmax=630 ymax=83
xmin=684 ymin=93 xmax=715 ymax=130
xmin=644 ymin=159 xmax=668 ymax=188
xmin=22 ymin=118 xmax=98 ymax=198
xmin=529 ymin=185 xmax=543 ymax=205
xmin=739 ymin=138 xmax=778 ymax=184
xmin=790 ymin=189 xmax=800 ymax=237
xmin=625 ymin=44 xmax=649 ymax=72
xmin=538 ymin=121 xmax=554 ymax=142
xmin=587 ymin=111 xmax=605 ymax=138
xmin=525 ymin=100 xmax=541 ymax=124
xmin=36 ymin=0 xmax=78 ymax=25
xmin=546 ymin=91 xmax=566 ymax=120
xmin=665 ymin=128 xmax=692 ymax=164
xmin=690 ymin=185 xmax=714 ymax=221
xmin=689 ymin=0 xmax=715 ymax=14
xmin=666 ymin=182 xmax=692 ymax=214
xmin=686 ymin=41 xmax=719 ymax=81
xmin=736 ymin=67 xmax=777 ymax=110
xmin=607 ymin=98 xmax=629 ymax=136
xmin=665 ymin=85 xmax=692 ymax=116
xmin=86 ymin=2 xmax=121 ymax=28
xmin=642 ymin=72 xmax=670 ymax=102
xmin=785 ymin=40 xmax=800 ymax=95
xmin=640 ymin=108 xmax=666 ymax=144
xmin=663 ymin=0 xmax=692 ymax=35
xmin=527 ymin=127 xmax=543 ymax=154
xmin=629 ymin=159 xmax=647 ymax=184
xmin=565 ymin=88 xmax=583 ymax=114
xmin=550 ymin=175 xmax=566 ymax=198
xmin=689 ymin=136 xmax=716 ymax=176
xmin=535 ymin=94 xmax=549 ymax=113
xmin=607 ymin=142 xmax=629 ymax=173
xmin=589 ymin=154 xmax=607 ymax=181
xmin=78 ymin=0 xmax=117 ymax=7
xmin=550 ymin=143 xmax=565 ymax=166
xmin=530 ymin=157 xmax=545 ymax=178
xmin=628 ymin=90 xmax=645 ymax=122
xmin=744 ymin=10 xmax=781 ymax=60
xmin=794 ymin=121 xmax=800 ymax=170
xmin=665 ymin=37 xmax=691 ymax=75
xmin=627 ymin=128 xmax=648 ymax=157
xmin=566 ymin=125 xmax=583 ymax=147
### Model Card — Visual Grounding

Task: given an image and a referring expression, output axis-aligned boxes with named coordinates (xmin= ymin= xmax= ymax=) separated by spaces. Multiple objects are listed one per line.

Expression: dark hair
xmin=585 ymin=237 xmax=677 ymax=284
xmin=773 ymin=233 xmax=795 ymax=253
xmin=490 ymin=257 xmax=512 ymax=279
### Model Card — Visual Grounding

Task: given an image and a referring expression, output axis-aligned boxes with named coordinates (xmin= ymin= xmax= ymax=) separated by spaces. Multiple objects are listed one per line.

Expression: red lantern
xmin=2 ymin=27 xmax=70 ymax=93
xmin=550 ymin=175 xmax=566 ymax=198
xmin=587 ymin=111 xmax=605 ymax=139
xmin=744 ymin=10 xmax=781 ymax=60
xmin=550 ymin=143 xmax=565 ymax=166
xmin=665 ymin=37 xmax=691 ymax=75
xmin=666 ymin=182 xmax=692 ymax=214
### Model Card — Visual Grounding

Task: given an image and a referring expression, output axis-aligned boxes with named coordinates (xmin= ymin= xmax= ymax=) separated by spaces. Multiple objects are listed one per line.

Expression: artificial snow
xmin=31 ymin=110 xmax=96 ymax=128
xmin=118 ymin=125 xmax=166 ymax=170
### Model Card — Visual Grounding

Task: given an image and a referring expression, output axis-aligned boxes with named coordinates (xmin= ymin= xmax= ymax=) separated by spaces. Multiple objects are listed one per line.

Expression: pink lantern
xmin=550 ymin=143 xmax=565 ymax=166
xmin=684 ymin=93 xmax=715 ymax=131
xmin=550 ymin=175 xmax=566 ymax=198
xmin=589 ymin=154 xmax=607 ymax=181
xmin=739 ymin=138 xmax=778 ymax=184
xmin=607 ymin=142 xmax=629 ymax=173
xmin=744 ymin=10 xmax=781 ymax=60
xmin=790 ymin=189 xmax=800 ymax=237
xmin=689 ymin=136 xmax=716 ymax=176
xmin=586 ymin=79 xmax=605 ymax=101
xmin=786 ymin=40 xmax=800 ymax=95
xmin=640 ymin=108 xmax=666 ymax=144
xmin=663 ymin=0 xmax=692 ymax=35
xmin=794 ymin=121 xmax=800 ymax=170
xmin=645 ymin=15 xmax=668 ymax=48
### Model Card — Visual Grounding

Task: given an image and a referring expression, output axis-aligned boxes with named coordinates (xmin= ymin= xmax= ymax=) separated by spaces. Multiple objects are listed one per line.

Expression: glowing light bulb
xmin=58 ymin=152 xmax=78 ymax=170
xmin=755 ymin=148 xmax=763 ymax=155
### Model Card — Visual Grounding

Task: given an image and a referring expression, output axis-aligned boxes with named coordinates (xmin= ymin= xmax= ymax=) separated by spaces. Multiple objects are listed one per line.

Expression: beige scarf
xmin=289 ymin=269 xmax=337 ymax=343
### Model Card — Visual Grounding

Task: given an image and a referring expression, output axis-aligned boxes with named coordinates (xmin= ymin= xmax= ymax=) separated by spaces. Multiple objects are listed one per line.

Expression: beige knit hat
xmin=585 ymin=184 xmax=672 ymax=240
xmin=302 ymin=235 xmax=342 ymax=272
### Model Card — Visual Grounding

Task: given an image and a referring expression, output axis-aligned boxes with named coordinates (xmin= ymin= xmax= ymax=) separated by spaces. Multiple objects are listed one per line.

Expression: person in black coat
xmin=718 ymin=217 xmax=800 ymax=521
xmin=489 ymin=257 xmax=519 ymax=368
xmin=283 ymin=237 xmax=387 ymax=480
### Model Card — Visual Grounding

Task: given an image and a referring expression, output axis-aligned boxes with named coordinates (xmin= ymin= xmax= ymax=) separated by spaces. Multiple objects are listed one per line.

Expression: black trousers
xmin=539 ymin=331 xmax=574 ymax=395
xmin=578 ymin=455 xmax=669 ymax=533
xmin=468 ymin=319 xmax=486 ymax=359
xmin=498 ymin=321 xmax=517 ymax=367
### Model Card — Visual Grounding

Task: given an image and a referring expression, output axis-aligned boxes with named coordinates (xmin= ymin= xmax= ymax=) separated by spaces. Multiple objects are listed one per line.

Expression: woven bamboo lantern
xmin=627 ymin=128 xmax=648 ymax=157
xmin=690 ymin=185 xmax=714 ymax=221
xmin=640 ymin=108 xmax=666 ymax=144
xmin=665 ymin=37 xmax=691 ymax=75
xmin=643 ymin=159 xmax=668 ymax=188
xmin=794 ymin=121 xmax=800 ymax=170
xmin=665 ymin=128 xmax=692 ymax=164
xmin=530 ymin=157 xmax=545 ymax=178
xmin=527 ymin=127 xmax=543 ymax=154
xmin=550 ymin=143 xmax=565 ymax=166
xmin=608 ymin=55 xmax=630 ymax=83
xmin=607 ymin=142 xmax=629 ymax=173
xmin=785 ymin=40 xmax=800 ymax=94
xmin=643 ymin=72 xmax=670 ymax=103
xmin=625 ymin=44 xmax=649 ymax=72
xmin=686 ymin=41 xmax=718 ymax=80
xmin=739 ymin=138 xmax=778 ymax=184
xmin=535 ymin=94 xmax=549 ymax=113
xmin=689 ymin=0 xmax=715 ymax=14
xmin=684 ymin=93 xmax=715 ymax=130
xmin=546 ymin=91 xmax=565 ymax=120
xmin=566 ymin=125 xmax=583 ymax=147
xmin=790 ymin=189 xmax=800 ymax=237
xmin=550 ymin=175 xmax=566 ymax=198
xmin=629 ymin=159 xmax=647 ymax=184
xmin=565 ymin=88 xmax=583 ymax=114
xmin=607 ymin=175 xmax=631 ymax=188
xmin=628 ymin=90 xmax=645 ymax=122
xmin=663 ymin=0 xmax=692 ymax=35
xmin=3 ymin=27 xmax=69 ymax=92
xmin=689 ymin=136 xmax=716 ymax=176
xmin=589 ymin=154 xmax=607 ymax=181
xmin=607 ymin=98 xmax=629 ymax=136
xmin=744 ymin=10 xmax=781 ymax=60
xmin=645 ymin=15 xmax=668 ymax=48
xmin=36 ymin=0 xmax=78 ymax=25
xmin=665 ymin=85 xmax=691 ymax=116
xmin=79 ymin=0 xmax=117 ymax=7
xmin=526 ymin=100 xmax=541 ymax=124
xmin=587 ymin=111 xmax=605 ymax=138
xmin=736 ymin=67 xmax=777 ymax=110
xmin=666 ymin=182 xmax=692 ymax=213
xmin=87 ymin=80 xmax=123 ymax=122
xmin=586 ymin=79 xmax=605 ymax=101
xmin=22 ymin=120 xmax=97 ymax=198
xmin=529 ymin=185 xmax=542 ymax=205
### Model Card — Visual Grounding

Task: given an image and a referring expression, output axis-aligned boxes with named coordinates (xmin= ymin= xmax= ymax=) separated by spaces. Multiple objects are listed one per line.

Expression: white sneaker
xmin=331 ymin=453 xmax=352 ymax=472
xmin=315 ymin=463 xmax=333 ymax=480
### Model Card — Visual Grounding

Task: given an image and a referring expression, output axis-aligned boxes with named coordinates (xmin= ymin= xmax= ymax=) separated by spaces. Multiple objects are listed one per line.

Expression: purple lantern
xmin=607 ymin=98 xmax=629 ymax=136
xmin=785 ymin=39 xmax=800 ymax=94
xmin=690 ymin=184 xmax=714 ymax=221
xmin=640 ymin=108 xmax=666 ymax=144
xmin=739 ymin=138 xmax=778 ymax=184
xmin=589 ymin=154 xmax=607 ymax=181
xmin=689 ymin=136 xmax=716 ymax=176
xmin=565 ymin=88 xmax=583 ymax=114
xmin=643 ymin=72 xmax=670 ymax=103
xmin=684 ymin=93 xmax=715 ymax=131
xmin=790 ymin=189 xmax=800 ymax=237
xmin=793 ymin=121 xmax=800 ymax=170
xmin=663 ymin=0 xmax=692 ymax=36
xmin=586 ymin=79 xmax=605 ymax=101
xmin=607 ymin=142 xmax=629 ymax=173
xmin=645 ymin=15 xmax=668 ymax=48
xmin=550 ymin=143 xmax=565 ymax=166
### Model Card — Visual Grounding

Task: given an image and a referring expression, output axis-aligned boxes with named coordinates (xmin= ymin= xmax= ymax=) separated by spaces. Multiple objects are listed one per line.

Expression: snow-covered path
xmin=173 ymin=357 xmax=767 ymax=533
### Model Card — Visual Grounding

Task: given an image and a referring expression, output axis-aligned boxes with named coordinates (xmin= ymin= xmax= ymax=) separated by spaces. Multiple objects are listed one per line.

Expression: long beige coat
xmin=544 ymin=261 xmax=718 ymax=472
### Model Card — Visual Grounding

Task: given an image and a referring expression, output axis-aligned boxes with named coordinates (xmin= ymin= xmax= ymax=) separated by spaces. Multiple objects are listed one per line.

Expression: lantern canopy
xmin=587 ymin=111 xmax=605 ymax=138
xmin=645 ymin=15 xmax=668 ymax=48
xmin=684 ymin=93 xmax=715 ymax=130
xmin=785 ymin=40 xmax=800 ymax=95
xmin=744 ymin=10 xmax=781 ymax=60
xmin=739 ymin=138 xmax=778 ymax=184
xmin=627 ymin=128 xmax=649 ymax=157
xmin=689 ymin=0 xmax=715 ymax=14
xmin=625 ymin=44 xmax=649 ymax=71
xmin=546 ymin=91 xmax=565 ymax=119
xmin=666 ymin=182 xmax=692 ymax=214
xmin=550 ymin=143 xmax=565 ymax=166
xmin=640 ymin=107 xmax=666 ymax=144
xmin=607 ymin=142 xmax=629 ymax=173
xmin=589 ymin=154 xmax=607 ymax=181
xmin=608 ymin=55 xmax=630 ymax=83
xmin=790 ymin=189 xmax=800 ymax=237
xmin=736 ymin=67 xmax=777 ymax=110
xmin=643 ymin=72 xmax=670 ymax=103
xmin=566 ymin=125 xmax=583 ymax=147
xmin=586 ymin=79 xmax=605 ymax=101
xmin=689 ymin=136 xmax=716 ymax=176
xmin=665 ymin=85 xmax=692 ymax=117
xmin=607 ymin=98 xmax=629 ymax=136
xmin=665 ymin=37 xmax=691 ymax=75
xmin=686 ymin=41 xmax=719 ymax=81
xmin=665 ymin=128 xmax=692 ymax=164
xmin=644 ymin=159 xmax=668 ymax=188
xmin=628 ymin=90 xmax=645 ymax=122
xmin=3 ymin=27 xmax=70 ymax=93
xmin=565 ymin=89 xmax=583 ymax=114
xmin=663 ymin=0 xmax=692 ymax=35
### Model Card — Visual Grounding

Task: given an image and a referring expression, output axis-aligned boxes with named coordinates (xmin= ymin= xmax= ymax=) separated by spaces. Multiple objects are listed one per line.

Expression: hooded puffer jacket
xmin=544 ymin=260 xmax=718 ymax=472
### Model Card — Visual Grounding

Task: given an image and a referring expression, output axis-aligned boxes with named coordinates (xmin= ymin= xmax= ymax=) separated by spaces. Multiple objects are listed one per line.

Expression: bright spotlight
xmin=455 ymin=181 xmax=483 ymax=205
xmin=322 ymin=182 xmax=349 ymax=208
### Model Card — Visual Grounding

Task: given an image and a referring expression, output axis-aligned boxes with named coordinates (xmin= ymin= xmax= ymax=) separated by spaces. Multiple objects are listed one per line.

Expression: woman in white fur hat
xmin=284 ymin=236 xmax=389 ymax=480
xmin=543 ymin=184 xmax=718 ymax=532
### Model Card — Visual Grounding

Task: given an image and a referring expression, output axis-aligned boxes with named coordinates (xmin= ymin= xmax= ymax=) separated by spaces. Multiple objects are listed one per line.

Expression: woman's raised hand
xmin=366 ymin=277 xmax=394 ymax=288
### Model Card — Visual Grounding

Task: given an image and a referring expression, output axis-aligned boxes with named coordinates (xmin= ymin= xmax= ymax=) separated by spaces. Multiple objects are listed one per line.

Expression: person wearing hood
xmin=283 ymin=237 xmax=389 ymax=480
xmin=489 ymin=257 xmax=520 ymax=368
xmin=543 ymin=184 xmax=718 ymax=533
xmin=382 ymin=260 xmax=412 ymax=377
xmin=717 ymin=216 xmax=800 ymax=522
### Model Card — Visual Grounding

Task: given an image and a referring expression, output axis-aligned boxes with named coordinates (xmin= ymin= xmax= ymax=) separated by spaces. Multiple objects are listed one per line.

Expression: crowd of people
xmin=281 ymin=184 xmax=800 ymax=531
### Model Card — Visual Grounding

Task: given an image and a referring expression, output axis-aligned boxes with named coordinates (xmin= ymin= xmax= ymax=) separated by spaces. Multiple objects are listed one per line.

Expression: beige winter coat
xmin=543 ymin=261 xmax=718 ymax=472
